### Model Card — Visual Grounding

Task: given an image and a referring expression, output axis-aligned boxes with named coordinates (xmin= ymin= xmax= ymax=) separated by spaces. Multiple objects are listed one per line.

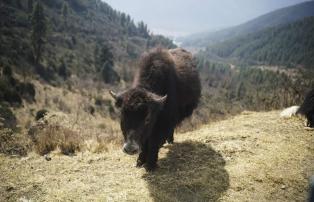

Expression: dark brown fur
xmin=136 ymin=48 xmax=201 ymax=125
xmin=297 ymin=89 xmax=314 ymax=127
xmin=113 ymin=48 xmax=201 ymax=171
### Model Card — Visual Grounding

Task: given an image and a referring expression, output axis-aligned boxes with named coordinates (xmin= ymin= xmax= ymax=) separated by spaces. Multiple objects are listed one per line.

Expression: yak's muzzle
xmin=122 ymin=141 xmax=139 ymax=155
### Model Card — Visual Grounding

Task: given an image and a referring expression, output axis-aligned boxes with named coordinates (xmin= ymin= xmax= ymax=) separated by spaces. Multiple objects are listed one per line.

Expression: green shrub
xmin=16 ymin=82 xmax=36 ymax=103
xmin=0 ymin=103 xmax=17 ymax=129
xmin=0 ymin=82 xmax=22 ymax=105
xmin=35 ymin=109 xmax=49 ymax=121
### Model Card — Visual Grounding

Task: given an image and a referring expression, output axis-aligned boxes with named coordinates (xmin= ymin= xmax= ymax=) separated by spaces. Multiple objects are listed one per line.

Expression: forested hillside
xmin=180 ymin=1 xmax=314 ymax=48
xmin=204 ymin=16 xmax=314 ymax=68
xmin=192 ymin=59 xmax=314 ymax=124
xmin=0 ymin=0 xmax=175 ymax=83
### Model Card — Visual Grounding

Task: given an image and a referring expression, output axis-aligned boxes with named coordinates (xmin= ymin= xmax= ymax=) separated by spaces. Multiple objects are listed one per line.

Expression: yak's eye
xmin=136 ymin=105 xmax=148 ymax=117
xmin=115 ymin=97 xmax=123 ymax=108
xmin=125 ymin=105 xmax=148 ymax=122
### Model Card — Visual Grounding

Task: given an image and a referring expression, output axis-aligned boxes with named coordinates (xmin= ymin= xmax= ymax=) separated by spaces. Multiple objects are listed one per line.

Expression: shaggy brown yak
xmin=110 ymin=48 xmax=201 ymax=171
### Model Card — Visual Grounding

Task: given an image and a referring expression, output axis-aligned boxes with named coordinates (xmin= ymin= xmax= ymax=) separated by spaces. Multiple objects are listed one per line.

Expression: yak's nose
xmin=122 ymin=143 xmax=139 ymax=155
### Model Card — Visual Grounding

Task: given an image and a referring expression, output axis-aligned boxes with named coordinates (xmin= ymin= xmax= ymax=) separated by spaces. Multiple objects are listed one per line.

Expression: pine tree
xmin=3 ymin=66 xmax=13 ymax=77
xmin=62 ymin=2 xmax=69 ymax=29
xmin=95 ymin=43 xmax=120 ymax=84
xmin=31 ymin=2 xmax=47 ymax=65
xmin=15 ymin=0 xmax=22 ymax=9
xmin=120 ymin=13 xmax=126 ymax=27
xmin=99 ymin=44 xmax=114 ymax=69
xmin=27 ymin=0 xmax=33 ymax=13
xmin=87 ymin=11 xmax=95 ymax=31
xmin=58 ymin=59 xmax=69 ymax=80
xmin=236 ymin=82 xmax=246 ymax=99
xmin=137 ymin=21 xmax=149 ymax=38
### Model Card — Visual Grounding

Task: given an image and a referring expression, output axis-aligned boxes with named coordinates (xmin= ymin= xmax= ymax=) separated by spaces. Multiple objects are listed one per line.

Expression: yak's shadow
xmin=142 ymin=141 xmax=229 ymax=202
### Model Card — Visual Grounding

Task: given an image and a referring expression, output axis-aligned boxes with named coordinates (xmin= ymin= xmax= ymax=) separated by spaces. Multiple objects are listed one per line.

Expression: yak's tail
xmin=280 ymin=106 xmax=300 ymax=118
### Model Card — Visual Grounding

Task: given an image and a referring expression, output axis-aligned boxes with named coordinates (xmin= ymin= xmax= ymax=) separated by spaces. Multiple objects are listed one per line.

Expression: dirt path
xmin=1 ymin=111 xmax=313 ymax=202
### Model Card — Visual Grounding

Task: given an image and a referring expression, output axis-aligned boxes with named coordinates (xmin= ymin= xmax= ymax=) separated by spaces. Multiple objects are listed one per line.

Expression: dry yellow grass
xmin=12 ymin=79 xmax=122 ymax=155
xmin=0 ymin=111 xmax=313 ymax=201
xmin=14 ymin=79 xmax=120 ymax=132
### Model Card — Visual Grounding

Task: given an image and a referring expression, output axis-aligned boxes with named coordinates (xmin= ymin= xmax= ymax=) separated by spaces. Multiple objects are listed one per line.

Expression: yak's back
xmin=135 ymin=48 xmax=201 ymax=125
xmin=169 ymin=48 xmax=201 ymax=107
xmin=135 ymin=48 xmax=175 ymax=92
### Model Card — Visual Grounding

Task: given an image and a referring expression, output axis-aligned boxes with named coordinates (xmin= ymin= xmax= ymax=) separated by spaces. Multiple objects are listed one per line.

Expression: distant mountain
xmin=201 ymin=16 xmax=314 ymax=68
xmin=180 ymin=1 xmax=314 ymax=48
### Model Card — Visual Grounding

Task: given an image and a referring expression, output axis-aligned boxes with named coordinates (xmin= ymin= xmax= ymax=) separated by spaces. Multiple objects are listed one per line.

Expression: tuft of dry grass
xmin=28 ymin=110 xmax=122 ymax=156
xmin=31 ymin=124 xmax=81 ymax=156
xmin=0 ymin=128 xmax=30 ymax=156
xmin=28 ymin=112 xmax=82 ymax=155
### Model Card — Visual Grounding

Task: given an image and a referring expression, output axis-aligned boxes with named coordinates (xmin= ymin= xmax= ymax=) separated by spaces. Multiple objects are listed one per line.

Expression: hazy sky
xmin=104 ymin=0 xmax=309 ymax=36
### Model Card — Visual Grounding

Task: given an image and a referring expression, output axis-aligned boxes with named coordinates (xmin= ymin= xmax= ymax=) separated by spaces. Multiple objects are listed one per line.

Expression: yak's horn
xmin=109 ymin=90 xmax=118 ymax=100
xmin=156 ymin=95 xmax=167 ymax=104
xmin=150 ymin=93 xmax=167 ymax=105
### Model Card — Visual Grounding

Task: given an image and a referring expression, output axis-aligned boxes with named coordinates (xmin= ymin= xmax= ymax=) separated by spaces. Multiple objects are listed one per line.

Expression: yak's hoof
xmin=144 ymin=163 xmax=158 ymax=172
xmin=136 ymin=160 xmax=145 ymax=168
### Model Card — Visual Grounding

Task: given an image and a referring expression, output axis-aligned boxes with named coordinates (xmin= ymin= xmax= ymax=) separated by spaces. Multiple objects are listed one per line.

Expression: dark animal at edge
xmin=297 ymin=89 xmax=314 ymax=128
xmin=310 ymin=176 xmax=314 ymax=202
xmin=110 ymin=48 xmax=201 ymax=171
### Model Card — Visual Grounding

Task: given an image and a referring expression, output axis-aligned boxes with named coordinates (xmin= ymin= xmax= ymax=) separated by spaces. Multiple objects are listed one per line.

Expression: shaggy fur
xmin=135 ymin=48 xmax=201 ymax=126
xmin=113 ymin=48 xmax=201 ymax=171
xmin=297 ymin=89 xmax=314 ymax=127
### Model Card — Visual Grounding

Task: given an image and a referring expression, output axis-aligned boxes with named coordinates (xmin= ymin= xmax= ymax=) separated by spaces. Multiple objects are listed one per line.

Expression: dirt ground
xmin=0 ymin=111 xmax=313 ymax=202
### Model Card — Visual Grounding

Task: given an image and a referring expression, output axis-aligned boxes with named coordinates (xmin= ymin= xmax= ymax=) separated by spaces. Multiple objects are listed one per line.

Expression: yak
xmin=297 ymin=89 xmax=314 ymax=128
xmin=110 ymin=48 xmax=201 ymax=171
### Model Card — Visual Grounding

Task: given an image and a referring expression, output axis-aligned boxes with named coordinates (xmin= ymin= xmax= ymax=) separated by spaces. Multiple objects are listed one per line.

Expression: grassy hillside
xmin=205 ymin=17 xmax=314 ymax=68
xmin=180 ymin=1 xmax=314 ymax=48
xmin=0 ymin=0 xmax=176 ymax=146
xmin=1 ymin=111 xmax=313 ymax=201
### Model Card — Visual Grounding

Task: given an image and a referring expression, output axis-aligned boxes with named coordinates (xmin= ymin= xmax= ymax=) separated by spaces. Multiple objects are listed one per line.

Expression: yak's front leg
xmin=136 ymin=152 xmax=146 ymax=167
xmin=136 ymin=142 xmax=147 ymax=168
xmin=144 ymin=140 xmax=160 ymax=172
xmin=308 ymin=114 xmax=314 ymax=128
xmin=166 ymin=128 xmax=174 ymax=144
